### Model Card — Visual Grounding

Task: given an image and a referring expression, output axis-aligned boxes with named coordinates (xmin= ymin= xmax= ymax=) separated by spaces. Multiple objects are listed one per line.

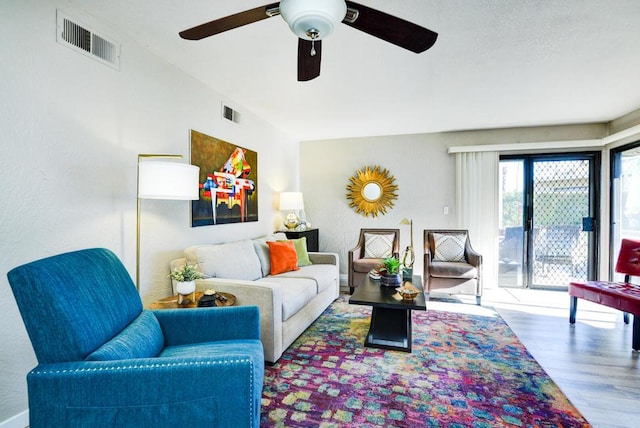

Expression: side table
xmin=149 ymin=292 xmax=236 ymax=309
xmin=282 ymin=228 xmax=319 ymax=252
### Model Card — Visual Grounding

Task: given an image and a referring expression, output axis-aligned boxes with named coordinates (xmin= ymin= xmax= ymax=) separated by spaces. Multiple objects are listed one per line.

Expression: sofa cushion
xmin=364 ymin=233 xmax=394 ymax=258
xmin=272 ymin=264 xmax=337 ymax=293
xmin=353 ymin=258 xmax=383 ymax=273
xmin=252 ymin=233 xmax=288 ymax=277
xmin=268 ymin=241 xmax=299 ymax=275
xmin=86 ymin=311 xmax=164 ymax=361
xmin=186 ymin=240 xmax=262 ymax=281
xmin=256 ymin=277 xmax=317 ymax=321
xmin=285 ymin=237 xmax=313 ymax=267
xmin=429 ymin=261 xmax=477 ymax=279
xmin=433 ymin=233 xmax=467 ymax=262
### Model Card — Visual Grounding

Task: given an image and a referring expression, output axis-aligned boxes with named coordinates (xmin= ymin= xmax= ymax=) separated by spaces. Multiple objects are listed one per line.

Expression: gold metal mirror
xmin=346 ymin=165 xmax=398 ymax=217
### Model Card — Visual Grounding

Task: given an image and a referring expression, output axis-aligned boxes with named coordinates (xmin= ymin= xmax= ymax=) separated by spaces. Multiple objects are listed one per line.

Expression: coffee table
xmin=349 ymin=275 xmax=426 ymax=352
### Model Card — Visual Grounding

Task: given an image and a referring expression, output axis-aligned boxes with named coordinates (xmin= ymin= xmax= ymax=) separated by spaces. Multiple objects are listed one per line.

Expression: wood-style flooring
xmin=476 ymin=287 xmax=640 ymax=428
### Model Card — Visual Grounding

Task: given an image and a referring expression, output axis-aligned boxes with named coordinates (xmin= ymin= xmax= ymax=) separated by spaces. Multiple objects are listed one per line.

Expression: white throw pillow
xmin=432 ymin=233 xmax=467 ymax=262
xmin=364 ymin=233 xmax=394 ymax=259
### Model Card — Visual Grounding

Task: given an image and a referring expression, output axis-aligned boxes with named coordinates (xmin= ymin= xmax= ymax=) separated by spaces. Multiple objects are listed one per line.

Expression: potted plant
xmin=380 ymin=256 xmax=402 ymax=286
xmin=169 ymin=264 xmax=204 ymax=302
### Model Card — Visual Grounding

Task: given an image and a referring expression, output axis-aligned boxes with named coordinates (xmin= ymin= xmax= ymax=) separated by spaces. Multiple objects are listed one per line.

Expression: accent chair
xmin=348 ymin=228 xmax=400 ymax=294
xmin=7 ymin=248 xmax=264 ymax=428
xmin=423 ymin=229 xmax=483 ymax=305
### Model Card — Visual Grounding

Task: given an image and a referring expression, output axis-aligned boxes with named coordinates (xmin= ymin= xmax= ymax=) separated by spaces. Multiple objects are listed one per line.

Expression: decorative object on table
xmin=368 ymin=267 xmax=382 ymax=280
xmin=197 ymin=288 xmax=218 ymax=307
xmin=346 ymin=165 xmax=398 ymax=217
xmin=279 ymin=191 xmax=305 ymax=230
xmin=400 ymin=217 xmax=415 ymax=279
xmin=137 ymin=154 xmax=200 ymax=290
xmin=379 ymin=256 xmax=402 ymax=286
xmin=169 ymin=264 xmax=204 ymax=304
xmin=396 ymin=283 xmax=419 ymax=301
xmin=190 ymin=129 xmax=258 ymax=227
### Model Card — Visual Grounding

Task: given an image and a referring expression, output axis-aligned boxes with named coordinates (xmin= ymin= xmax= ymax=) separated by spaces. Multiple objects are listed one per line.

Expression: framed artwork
xmin=190 ymin=130 xmax=258 ymax=227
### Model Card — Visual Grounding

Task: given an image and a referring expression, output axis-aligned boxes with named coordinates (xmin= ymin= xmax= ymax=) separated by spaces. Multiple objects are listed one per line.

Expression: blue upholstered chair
xmin=7 ymin=248 xmax=264 ymax=428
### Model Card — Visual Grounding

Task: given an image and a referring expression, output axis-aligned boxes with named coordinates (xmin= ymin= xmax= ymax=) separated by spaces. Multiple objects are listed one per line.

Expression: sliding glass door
xmin=499 ymin=153 xmax=600 ymax=289
xmin=611 ymin=142 xmax=640 ymax=281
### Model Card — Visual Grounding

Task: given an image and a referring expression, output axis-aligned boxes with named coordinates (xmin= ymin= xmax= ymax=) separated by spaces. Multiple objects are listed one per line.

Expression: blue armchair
xmin=7 ymin=248 xmax=264 ymax=428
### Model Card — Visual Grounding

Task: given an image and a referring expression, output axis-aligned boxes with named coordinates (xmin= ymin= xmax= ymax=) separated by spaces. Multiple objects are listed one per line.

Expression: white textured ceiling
xmin=71 ymin=0 xmax=640 ymax=141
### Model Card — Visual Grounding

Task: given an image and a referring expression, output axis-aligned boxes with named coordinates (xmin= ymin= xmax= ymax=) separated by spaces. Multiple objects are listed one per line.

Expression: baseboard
xmin=339 ymin=274 xmax=347 ymax=287
xmin=338 ymin=274 xmax=349 ymax=294
xmin=0 ymin=410 xmax=29 ymax=428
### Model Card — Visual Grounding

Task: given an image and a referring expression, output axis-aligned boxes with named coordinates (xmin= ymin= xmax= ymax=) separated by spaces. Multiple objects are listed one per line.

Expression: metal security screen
xmin=532 ymin=160 xmax=590 ymax=288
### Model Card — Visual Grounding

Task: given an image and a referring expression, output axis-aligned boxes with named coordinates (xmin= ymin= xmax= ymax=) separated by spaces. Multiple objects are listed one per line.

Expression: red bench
xmin=569 ymin=239 xmax=640 ymax=351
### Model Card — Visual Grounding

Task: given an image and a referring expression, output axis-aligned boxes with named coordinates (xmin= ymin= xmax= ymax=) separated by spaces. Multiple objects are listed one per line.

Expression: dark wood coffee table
xmin=349 ymin=275 xmax=426 ymax=352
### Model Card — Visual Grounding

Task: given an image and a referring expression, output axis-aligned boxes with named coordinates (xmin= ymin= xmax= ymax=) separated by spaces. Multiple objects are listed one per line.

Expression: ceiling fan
xmin=179 ymin=0 xmax=438 ymax=81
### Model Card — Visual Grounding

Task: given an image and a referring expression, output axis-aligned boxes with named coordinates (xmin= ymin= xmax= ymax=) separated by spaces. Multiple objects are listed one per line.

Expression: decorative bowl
xmin=396 ymin=286 xmax=419 ymax=301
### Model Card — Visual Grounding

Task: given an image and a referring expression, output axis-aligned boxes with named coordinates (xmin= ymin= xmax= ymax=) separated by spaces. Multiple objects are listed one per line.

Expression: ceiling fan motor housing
xmin=280 ymin=0 xmax=347 ymax=40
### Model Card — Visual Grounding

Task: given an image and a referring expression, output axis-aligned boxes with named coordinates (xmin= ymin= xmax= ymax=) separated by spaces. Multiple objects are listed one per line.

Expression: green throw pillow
xmin=279 ymin=237 xmax=312 ymax=266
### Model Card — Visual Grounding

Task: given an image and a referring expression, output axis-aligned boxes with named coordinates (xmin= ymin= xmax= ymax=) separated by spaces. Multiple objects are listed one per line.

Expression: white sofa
xmin=170 ymin=232 xmax=340 ymax=363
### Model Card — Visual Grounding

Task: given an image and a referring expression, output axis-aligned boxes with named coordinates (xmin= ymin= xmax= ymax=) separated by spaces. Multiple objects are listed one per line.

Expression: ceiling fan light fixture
xmin=280 ymin=0 xmax=347 ymax=41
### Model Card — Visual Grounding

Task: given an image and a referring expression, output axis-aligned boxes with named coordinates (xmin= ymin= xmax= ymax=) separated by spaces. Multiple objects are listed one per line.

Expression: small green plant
xmin=169 ymin=264 xmax=204 ymax=282
xmin=381 ymin=257 xmax=401 ymax=275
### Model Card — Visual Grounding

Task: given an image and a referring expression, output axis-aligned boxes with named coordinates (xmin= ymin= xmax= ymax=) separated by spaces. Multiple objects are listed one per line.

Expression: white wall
xmin=0 ymin=0 xmax=297 ymax=422
xmin=300 ymin=125 xmax=608 ymax=285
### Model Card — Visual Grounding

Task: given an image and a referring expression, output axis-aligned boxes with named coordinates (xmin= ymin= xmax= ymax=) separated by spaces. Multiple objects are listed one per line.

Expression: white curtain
xmin=455 ymin=151 xmax=499 ymax=288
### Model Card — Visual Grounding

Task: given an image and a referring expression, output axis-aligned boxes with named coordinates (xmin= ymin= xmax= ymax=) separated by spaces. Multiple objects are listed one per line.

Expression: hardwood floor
xmin=478 ymin=287 xmax=640 ymax=428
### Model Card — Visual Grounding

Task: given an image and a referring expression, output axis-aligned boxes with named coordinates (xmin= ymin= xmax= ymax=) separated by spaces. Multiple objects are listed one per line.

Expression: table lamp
xmin=279 ymin=192 xmax=304 ymax=230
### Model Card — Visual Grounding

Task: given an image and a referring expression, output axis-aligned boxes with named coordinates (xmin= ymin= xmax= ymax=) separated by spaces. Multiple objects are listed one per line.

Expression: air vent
xmin=56 ymin=10 xmax=120 ymax=70
xmin=222 ymin=104 xmax=240 ymax=124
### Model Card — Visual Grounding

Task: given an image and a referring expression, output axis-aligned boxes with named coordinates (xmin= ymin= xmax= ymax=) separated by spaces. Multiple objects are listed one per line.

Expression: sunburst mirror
xmin=346 ymin=165 xmax=398 ymax=217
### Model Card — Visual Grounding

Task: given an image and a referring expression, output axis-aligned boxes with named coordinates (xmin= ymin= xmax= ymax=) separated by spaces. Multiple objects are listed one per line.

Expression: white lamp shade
xmin=280 ymin=0 xmax=347 ymax=40
xmin=279 ymin=192 xmax=305 ymax=210
xmin=138 ymin=161 xmax=200 ymax=200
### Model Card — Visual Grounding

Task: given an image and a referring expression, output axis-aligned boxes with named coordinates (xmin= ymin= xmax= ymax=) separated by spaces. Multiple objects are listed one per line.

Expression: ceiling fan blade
xmin=343 ymin=1 xmax=438 ymax=53
xmin=298 ymin=39 xmax=322 ymax=82
xmin=179 ymin=3 xmax=280 ymax=40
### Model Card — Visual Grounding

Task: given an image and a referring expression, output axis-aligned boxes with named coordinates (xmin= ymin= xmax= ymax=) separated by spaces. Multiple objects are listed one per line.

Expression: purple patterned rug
xmin=261 ymin=296 xmax=590 ymax=427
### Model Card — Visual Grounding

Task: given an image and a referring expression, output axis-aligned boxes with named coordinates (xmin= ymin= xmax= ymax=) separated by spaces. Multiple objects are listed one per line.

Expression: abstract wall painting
xmin=190 ymin=130 xmax=258 ymax=227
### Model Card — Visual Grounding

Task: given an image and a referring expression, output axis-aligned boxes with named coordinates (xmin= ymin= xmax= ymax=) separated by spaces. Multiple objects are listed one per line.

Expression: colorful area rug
xmin=261 ymin=296 xmax=590 ymax=427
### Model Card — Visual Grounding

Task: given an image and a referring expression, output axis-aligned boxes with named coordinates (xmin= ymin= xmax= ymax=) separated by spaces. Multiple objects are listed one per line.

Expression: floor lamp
xmin=136 ymin=154 xmax=200 ymax=290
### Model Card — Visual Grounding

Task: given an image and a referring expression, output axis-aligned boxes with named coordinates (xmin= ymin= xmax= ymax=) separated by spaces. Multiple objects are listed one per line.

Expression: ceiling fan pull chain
xmin=306 ymin=28 xmax=319 ymax=57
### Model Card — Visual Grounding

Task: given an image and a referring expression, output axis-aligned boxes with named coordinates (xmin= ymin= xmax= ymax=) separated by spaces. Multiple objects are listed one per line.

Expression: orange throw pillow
xmin=267 ymin=241 xmax=299 ymax=275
